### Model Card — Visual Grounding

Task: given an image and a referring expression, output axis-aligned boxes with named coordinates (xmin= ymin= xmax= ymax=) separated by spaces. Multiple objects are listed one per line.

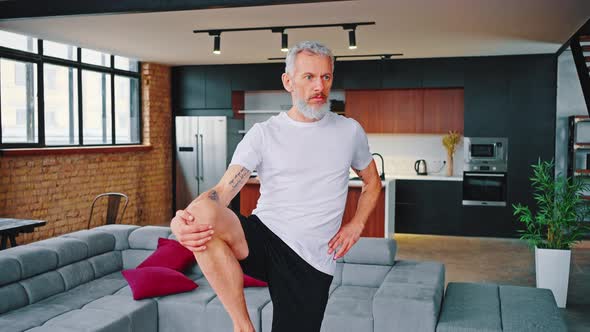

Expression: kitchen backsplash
xmin=365 ymin=134 xmax=465 ymax=177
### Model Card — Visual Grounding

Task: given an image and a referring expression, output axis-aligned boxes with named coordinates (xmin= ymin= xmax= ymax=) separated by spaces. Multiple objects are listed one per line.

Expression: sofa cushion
xmin=128 ymin=226 xmax=171 ymax=250
xmin=499 ymin=285 xmax=567 ymax=332
xmin=0 ymin=283 xmax=29 ymax=314
xmin=436 ymin=282 xmax=502 ymax=332
xmin=155 ymin=277 xmax=218 ymax=332
xmin=206 ymin=287 xmax=270 ymax=332
xmin=122 ymin=249 xmax=152 ymax=269
xmin=37 ymin=276 xmax=128 ymax=310
xmin=87 ymin=251 xmax=122 ymax=278
xmin=137 ymin=238 xmax=195 ymax=271
xmin=83 ymin=295 xmax=158 ymax=332
xmin=20 ymin=271 xmax=65 ymax=304
xmin=122 ymin=267 xmax=198 ymax=300
xmin=0 ymin=256 xmax=22 ymax=286
xmin=374 ymin=260 xmax=445 ymax=332
xmin=94 ymin=224 xmax=141 ymax=250
xmin=56 ymin=260 xmax=95 ymax=291
xmin=43 ymin=308 xmax=131 ymax=332
xmin=341 ymin=264 xmax=391 ymax=287
xmin=2 ymin=246 xmax=58 ymax=279
xmin=62 ymin=230 xmax=115 ymax=257
xmin=343 ymin=238 xmax=396 ymax=266
xmin=0 ymin=303 xmax=71 ymax=332
xmin=29 ymin=237 xmax=88 ymax=267
xmin=323 ymin=286 xmax=377 ymax=332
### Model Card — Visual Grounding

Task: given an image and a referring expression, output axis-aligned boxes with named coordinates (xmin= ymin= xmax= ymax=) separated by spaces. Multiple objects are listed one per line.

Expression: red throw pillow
xmin=243 ymin=274 xmax=268 ymax=287
xmin=137 ymin=237 xmax=195 ymax=271
xmin=122 ymin=267 xmax=198 ymax=300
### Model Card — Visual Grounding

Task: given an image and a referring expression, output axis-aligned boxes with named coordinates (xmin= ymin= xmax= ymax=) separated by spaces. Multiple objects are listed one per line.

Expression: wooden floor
xmin=393 ymin=233 xmax=590 ymax=332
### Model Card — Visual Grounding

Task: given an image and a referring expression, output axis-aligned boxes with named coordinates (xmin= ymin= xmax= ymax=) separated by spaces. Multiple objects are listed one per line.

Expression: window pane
xmin=114 ymin=56 xmax=138 ymax=72
xmin=82 ymin=49 xmax=111 ymax=67
xmin=0 ymin=30 xmax=37 ymax=53
xmin=44 ymin=64 xmax=78 ymax=145
xmin=1 ymin=58 xmax=38 ymax=143
xmin=43 ymin=40 xmax=77 ymax=61
xmin=115 ymin=76 xmax=140 ymax=143
xmin=82 ymin=70 xmax=111 ymax=144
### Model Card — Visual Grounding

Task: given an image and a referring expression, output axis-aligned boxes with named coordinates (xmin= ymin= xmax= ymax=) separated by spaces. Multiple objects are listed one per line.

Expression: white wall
xmin=555 ymin=49 xmax=588 ymax=177
xmin=367 ymin=134 xmax=464 ymax=177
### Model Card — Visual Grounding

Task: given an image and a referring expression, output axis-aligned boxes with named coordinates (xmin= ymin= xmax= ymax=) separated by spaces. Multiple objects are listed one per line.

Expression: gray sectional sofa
xmin=0 ymin=224 xmax=446 ymax=332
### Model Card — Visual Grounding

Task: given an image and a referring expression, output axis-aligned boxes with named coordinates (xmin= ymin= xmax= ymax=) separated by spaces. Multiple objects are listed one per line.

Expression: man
xmin=171 ymin=41 xmax=381 ymax=332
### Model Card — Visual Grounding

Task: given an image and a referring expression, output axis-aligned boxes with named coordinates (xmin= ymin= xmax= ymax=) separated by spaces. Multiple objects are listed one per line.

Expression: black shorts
xmin=235 ymin=212 xmax=333 ymax=332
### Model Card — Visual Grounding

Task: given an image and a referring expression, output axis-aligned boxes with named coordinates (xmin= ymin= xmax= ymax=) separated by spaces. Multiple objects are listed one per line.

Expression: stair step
xmin=583 ymin=46 xmax=590 ymax=52
xmin=580 ymin=35 xmax=590 ymax=42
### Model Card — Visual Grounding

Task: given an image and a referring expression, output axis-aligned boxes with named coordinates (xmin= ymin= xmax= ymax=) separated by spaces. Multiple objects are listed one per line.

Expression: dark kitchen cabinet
xmin=463 ymin=58 xmax=510 ymax=137
xmin=421 ymin=58 xmax=465 ymax=88
xmin=333 ymin=60 xmax=382 ymax=89
xmin=173 ymin=66 xmax=206 ymax=110
xmin=172 ymin=66 xmax=232 ymax=111
xmin=204 ymin=66 xmax=231 ymax=109
xmin=381 ymin=59 xmax=423 ymax=89
xmin=231 ymin=64 xmax=284 ymax=91
xmin=395 ymin=180 xmax=462 ymax=235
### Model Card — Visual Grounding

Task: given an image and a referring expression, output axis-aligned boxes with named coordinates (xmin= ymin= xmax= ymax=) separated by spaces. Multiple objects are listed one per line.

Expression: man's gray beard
xmin=295 ymin=98 xmax=331 ymax=120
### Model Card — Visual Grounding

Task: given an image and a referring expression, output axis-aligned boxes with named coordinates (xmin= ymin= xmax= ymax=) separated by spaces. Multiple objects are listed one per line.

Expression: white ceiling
xmin=0 ymin=0 xmax=589 ymax=66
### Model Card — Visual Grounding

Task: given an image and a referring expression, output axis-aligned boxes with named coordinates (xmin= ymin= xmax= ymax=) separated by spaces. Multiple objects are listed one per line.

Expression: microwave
xmin=464 ymin=137 xmax=508 ymax=165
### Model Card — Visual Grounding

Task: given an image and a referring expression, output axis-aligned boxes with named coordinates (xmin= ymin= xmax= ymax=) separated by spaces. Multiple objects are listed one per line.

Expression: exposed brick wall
xmin=0 ymin=63 xmax=172 ymax=244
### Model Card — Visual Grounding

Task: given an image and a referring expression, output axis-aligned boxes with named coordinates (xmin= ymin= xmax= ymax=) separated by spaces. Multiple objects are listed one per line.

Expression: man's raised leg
xmin=185 ymin=195 xmax=253 ymax=332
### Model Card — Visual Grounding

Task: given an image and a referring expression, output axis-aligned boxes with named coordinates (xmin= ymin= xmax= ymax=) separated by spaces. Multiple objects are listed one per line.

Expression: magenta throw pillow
xmin=243 ymin=274 xmax=268 ymax=287
xmin=122 ymin=267 xmax=198 ymax=300
xmin=137 ymin=237 xmax=195 ymax=271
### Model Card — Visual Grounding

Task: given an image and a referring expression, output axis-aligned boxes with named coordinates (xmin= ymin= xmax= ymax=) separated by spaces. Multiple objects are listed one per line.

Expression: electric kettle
xmin=414 ymin=159 xmax=427 ymax=175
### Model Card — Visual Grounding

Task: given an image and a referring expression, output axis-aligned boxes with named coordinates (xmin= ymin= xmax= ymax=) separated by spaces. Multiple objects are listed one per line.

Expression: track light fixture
xmin=210 ymin=31 xmax=221 ymax=55
xmin=342 ymin=24 xmax=357 ymax=49
xmin=281 ymin=32 xmax=289 ymax=52
xmin=194 ymin=22 xmax=375 ymax=54
xmin=267 ymin=53 xmax=404 ymax=61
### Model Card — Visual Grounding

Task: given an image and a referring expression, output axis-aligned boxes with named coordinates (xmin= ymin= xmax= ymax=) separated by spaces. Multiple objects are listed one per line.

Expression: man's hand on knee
xmin=171 ymin=209 xmax=215 ymax=252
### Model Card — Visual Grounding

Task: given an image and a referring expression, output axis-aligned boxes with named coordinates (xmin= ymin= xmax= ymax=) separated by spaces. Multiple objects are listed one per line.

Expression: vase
xmin=535 ymin=246 xmax=571 ymax=308
xmin=446 ymin=152 xmax=453 ymax=177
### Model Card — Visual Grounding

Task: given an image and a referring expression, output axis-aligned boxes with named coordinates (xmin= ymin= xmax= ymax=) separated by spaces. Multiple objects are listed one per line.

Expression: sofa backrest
xmin=0 ymin=230 xmax=120 ymax=315
xmin=337 ymin=237 xmax=397 ymax=288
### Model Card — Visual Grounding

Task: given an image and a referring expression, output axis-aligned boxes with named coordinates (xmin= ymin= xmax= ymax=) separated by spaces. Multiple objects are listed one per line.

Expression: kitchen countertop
xmin=247 ymin=174 xmax=462 ymax=186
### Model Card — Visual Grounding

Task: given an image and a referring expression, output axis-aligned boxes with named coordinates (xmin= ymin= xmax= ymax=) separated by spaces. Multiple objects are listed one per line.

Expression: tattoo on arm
xmin=208 ymin=190 xmax=219 ymax=201
xmin=228 ymin=167 xmax=250 ymax=190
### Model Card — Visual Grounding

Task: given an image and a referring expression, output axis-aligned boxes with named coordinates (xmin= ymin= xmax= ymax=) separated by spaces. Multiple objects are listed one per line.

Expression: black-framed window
xmin=0 ymin=30 xmax=141 ymax=148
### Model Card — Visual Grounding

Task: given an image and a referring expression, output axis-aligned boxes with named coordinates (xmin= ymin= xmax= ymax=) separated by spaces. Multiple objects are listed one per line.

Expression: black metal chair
xmin=87 ymin=193 xmax=129 ymax=229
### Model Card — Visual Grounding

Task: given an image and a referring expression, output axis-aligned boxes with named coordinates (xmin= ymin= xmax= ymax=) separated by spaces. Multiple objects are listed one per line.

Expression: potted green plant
xmin=512 ymin=158 xmax=590 ymax=308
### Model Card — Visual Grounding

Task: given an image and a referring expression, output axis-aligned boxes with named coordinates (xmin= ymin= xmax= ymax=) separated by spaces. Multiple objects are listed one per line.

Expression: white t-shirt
xmin=230 ymin=111 xmax=373 ymax=275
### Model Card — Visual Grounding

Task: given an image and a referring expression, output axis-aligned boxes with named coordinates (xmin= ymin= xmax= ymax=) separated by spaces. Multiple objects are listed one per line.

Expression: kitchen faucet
xmin=372 ymin=153 xmax=385 ymax=180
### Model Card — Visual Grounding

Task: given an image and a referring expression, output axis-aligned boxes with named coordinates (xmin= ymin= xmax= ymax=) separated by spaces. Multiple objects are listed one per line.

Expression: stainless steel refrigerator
xmin=175 ymin=116 xmax=227 ymax=210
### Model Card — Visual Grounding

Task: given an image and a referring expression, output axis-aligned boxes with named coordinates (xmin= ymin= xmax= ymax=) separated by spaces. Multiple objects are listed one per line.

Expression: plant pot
xmin=535 ymin=246 xmax=571 ymax=308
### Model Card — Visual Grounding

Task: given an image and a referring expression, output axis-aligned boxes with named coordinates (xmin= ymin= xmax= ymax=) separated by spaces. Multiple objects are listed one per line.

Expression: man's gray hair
xmin=285 ymin=41 xmax=334 ymax=75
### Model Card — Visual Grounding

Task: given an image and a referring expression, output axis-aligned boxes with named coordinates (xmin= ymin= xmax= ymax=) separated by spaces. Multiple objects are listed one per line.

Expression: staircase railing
xmin=570 ymin=35 xmax=590 ymax=116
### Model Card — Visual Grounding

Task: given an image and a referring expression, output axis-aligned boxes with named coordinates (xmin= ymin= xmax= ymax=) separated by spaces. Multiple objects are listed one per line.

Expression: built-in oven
xmin=463 ymin=137 xmax=509 ymax=206
xmin=462 ymin=172 xmax=508 ymax=206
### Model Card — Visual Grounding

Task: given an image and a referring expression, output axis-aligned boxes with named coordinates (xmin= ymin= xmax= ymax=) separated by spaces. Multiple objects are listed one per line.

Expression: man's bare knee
xmin=185 ymin=198 xmax=248 ymax=259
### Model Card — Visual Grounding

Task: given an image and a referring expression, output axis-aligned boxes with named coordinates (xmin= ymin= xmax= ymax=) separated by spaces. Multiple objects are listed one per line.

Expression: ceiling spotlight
xmin=211 ymin=32 xmax=221 ymax=55
xmin=348 ymin=29 xmax=357 ymax=50
xmin=281 ymin=33 xmax=288 ymax=52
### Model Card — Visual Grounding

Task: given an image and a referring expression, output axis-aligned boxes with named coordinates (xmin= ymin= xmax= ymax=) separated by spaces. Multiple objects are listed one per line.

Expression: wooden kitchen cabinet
xmin=344 ymin=88 xmax=464 ymax=134
xmin=240 ymin=182 xmax=385 ymax=238
xmin=342 ymin=187 xmax=385 ymax=238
